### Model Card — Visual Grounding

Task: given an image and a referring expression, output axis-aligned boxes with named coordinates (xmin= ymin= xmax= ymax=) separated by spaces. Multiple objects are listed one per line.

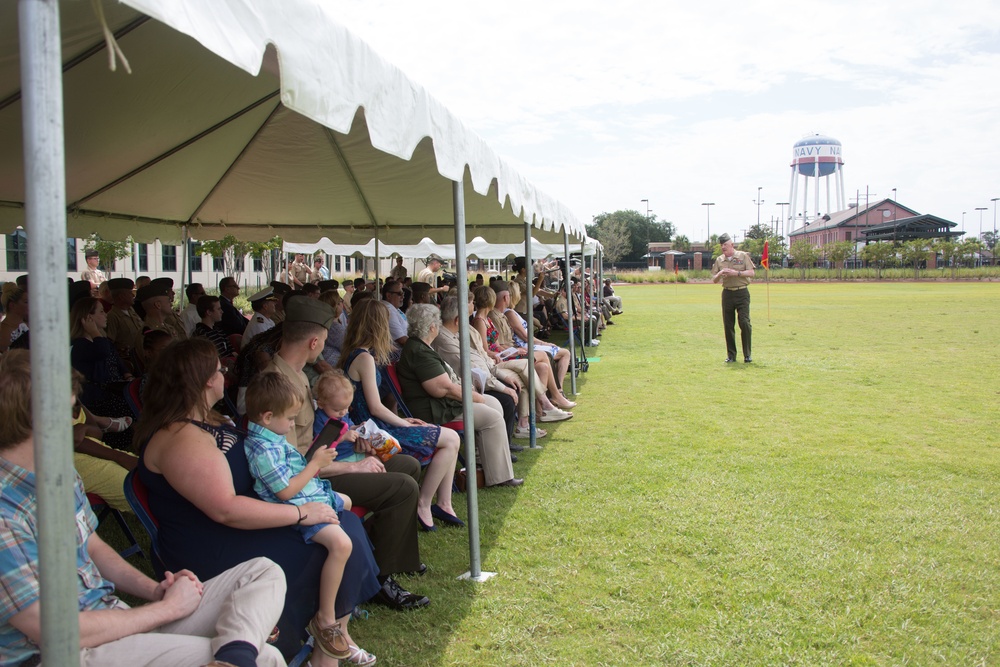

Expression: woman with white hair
xmin=398 ymin=304 xmax=523 ymax=490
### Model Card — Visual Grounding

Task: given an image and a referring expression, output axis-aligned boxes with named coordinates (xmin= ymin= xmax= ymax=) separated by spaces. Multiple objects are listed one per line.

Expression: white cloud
xmin=328 ymin=0 xmax=1000 ymax=240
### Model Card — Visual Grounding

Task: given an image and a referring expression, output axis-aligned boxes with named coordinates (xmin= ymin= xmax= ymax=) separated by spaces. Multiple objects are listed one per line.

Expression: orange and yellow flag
xmin=761 ymin=240 xmax=769 ymax=270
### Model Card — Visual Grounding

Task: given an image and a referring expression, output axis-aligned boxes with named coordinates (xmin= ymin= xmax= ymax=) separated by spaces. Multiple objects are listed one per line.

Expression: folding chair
xmin=123 ymin=458 xmax=340 ymax=667
xmin=122 ymin=470 xmax=164 ymax=575
xmin=384 ymin=364 xmax=465 ymax=436
xmin=384 ymin=364 xmax=468 ymax=483
xmin=88 ymin=492 xmax=145 ymax=562
xmin=123 ymin=377 xmax=143 ymax=419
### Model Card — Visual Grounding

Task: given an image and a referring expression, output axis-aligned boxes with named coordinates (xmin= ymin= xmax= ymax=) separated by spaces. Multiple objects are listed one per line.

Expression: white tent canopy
xmin=285 ymin=236 xmax=600 ymax=261
xmin=0 ymin=0 xmax=586 ymax=245
xmin=8 ymin=2 xmax=590 ymax=659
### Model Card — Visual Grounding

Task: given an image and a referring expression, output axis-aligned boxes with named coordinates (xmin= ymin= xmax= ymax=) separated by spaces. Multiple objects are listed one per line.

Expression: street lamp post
xmin=702 ymin=202 xmax=714 ymax=244
xmin=976 ymin=207 xmax=988 ymax=265
xmin=891 ymin=188 xmax=897 ymax=222
xmin=776 ymin=202 xmax=789 ymax=242
xmin=992 ymin=198 xmax=999 ymax=258
xmin=640 ymin=198 xmax=650 ymax=254
xmin=962 ymin=211 xmax=966 ymax=233
xmin=753 ymin=187 xmax=764 ymax=230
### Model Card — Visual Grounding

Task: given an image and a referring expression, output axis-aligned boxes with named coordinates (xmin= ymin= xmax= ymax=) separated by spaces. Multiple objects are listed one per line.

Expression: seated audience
xmin=397 ymin=304 xmax=523 ymax=489
xmin=0 ymin=283 xmax=28 ymax=354
xmin=312 ymin=370 xmax=429 ymax=610
xmin=245 ymin=372 xmax=372 ymax=665
xmin=135 ymin=338 xmax=380 ymax=662
xmin=105 ymin=277 xmax=143 ymax=363
xmin=437 ymin=295 xmax=555 ymax=440
xmin=70 ymin=369 xmax=136 ymax=512
xmin=192 ymin=295 xmax=236 ymax=361
xmin=318 ymin=290 xmax=346 ymax=368
xmin=218 ymin=276 xmax=248 ymax=336
xmin=339 ymin=299 xmax=460 ymax=532
xmin=504 ymin=281 xmax=572 ymax=389
xmin=0 ymin=349 xmax=288 ymax=667
xmin=242 ymin=287 xmax=278 ymax=346
xmin=181 ymin=283 xmax=206 ymax=336
xmin=70 ymin=296 xmax=135 ymax=448
xmin=473 ymin=285 xmax=575 ymax=417
xmin=381 ymin=280 xmax=408 ymax=350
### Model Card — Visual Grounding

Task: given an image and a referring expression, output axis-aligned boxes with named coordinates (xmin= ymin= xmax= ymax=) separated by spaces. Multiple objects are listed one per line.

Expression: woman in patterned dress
xmin=339 ymin=298 xmax=460 ymax=531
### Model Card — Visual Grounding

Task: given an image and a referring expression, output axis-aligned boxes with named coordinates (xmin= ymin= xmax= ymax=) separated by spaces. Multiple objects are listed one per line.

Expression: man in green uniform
xmin=711 ymin=233 xmax=755 ymax=363
xmin=105 ymin=277 xmax=143 ymax=361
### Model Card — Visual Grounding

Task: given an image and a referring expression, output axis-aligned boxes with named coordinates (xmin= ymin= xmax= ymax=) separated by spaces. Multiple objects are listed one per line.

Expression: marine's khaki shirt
xmin=712 ymin=250 xmax=755 ymax=289
xmin=106 ymin=307 xmax=143 ymax=352
xmin=288 ymin=262 xmax=311 ymax=286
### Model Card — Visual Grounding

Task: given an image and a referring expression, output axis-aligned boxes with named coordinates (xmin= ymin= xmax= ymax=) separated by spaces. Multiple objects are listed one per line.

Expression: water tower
xmin=787 ymin=133 xmax=845 ymax=231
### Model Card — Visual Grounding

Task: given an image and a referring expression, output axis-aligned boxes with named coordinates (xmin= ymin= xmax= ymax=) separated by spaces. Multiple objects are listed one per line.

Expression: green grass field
xmin=104 ymin=283 xmax=1000 ymax=666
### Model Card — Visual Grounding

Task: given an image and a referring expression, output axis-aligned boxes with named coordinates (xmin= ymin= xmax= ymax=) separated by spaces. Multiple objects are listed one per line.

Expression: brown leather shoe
xmin=308 ymin=614 xmax=351 ymax=659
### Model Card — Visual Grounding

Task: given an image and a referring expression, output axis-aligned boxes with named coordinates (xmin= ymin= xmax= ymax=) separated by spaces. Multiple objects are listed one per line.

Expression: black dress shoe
xmin=725 ymin=358 xmax=736 ymax=363
xmin=744 ymin=357 xmax=753 ymax=363
xmin=491 ymin=477 xmax=524 ymax=487
xmin=509 ymin=443 xmax=525 ymax=452
xmin=402 ymin=563 xmax=428 ymax=576
xmin=374 ymin=576 xmax=430 ymax=610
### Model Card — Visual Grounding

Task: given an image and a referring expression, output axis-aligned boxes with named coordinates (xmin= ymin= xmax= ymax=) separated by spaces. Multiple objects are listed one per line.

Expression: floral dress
xmin=476 ymin=314 xmax=502 ymax=355
xmin=344 ymin=348 xmax=440 ymax=464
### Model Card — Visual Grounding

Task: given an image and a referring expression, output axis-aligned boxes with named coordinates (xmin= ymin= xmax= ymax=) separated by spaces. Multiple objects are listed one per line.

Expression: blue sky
xmin=330 ymin=0 xmax=1000 ymax=242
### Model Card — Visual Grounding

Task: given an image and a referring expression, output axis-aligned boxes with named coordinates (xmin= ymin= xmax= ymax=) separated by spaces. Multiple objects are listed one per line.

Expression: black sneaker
xmin=725 ymin=358 xmax=736 ymax=363
xmin=374 ymin=576 xmax=430 ymax=610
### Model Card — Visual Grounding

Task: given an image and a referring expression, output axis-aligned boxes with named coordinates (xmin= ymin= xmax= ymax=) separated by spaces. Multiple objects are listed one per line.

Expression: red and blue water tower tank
xmin=791 ymin=134 xmax=843 ymax=176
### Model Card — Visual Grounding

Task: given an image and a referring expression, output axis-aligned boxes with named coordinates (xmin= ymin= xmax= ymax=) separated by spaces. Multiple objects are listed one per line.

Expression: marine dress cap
xmin=285 ymin=296 xmax=336 ymax=329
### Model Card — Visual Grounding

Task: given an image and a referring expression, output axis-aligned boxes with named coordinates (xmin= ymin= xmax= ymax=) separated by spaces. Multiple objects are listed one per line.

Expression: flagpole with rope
xmin=762 ymin=240 xmax=770 ymax=321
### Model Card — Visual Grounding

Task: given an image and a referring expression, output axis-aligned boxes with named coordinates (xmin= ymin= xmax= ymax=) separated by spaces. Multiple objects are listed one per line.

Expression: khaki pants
xmin=496 ymin=358 xmax=544 ymax=416
xmin=80 ymin=557 xmax=287 ymax=667
xmin=470 ymin=396 xmax=514 ymax=486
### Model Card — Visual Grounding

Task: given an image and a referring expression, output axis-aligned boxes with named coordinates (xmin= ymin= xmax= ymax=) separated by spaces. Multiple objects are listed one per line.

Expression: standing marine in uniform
xmin=711 ymin=233 xmax=755 ymax=363
xmin=286 ymin=253 xmax=311 ymax=289
xmin=80 ymin=249 xmax=107 ymax=294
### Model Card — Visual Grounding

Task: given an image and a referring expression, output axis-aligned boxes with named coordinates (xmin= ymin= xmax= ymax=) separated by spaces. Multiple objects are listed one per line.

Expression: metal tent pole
xmin=596 ymin=246 xmax=604 ymax=312
xmin=453 ymin=180 xmax=491 ymax=582
xmin=374 ymin=227 xmax=380 ymax=296
xmin=178 ymin=224 xmax=188 ymax=309
xmin=524 ymin=222 xmax=540 ymax=449
xmin=563 ymin=231 xmax=577 ymax=395
xmin=581 ymin=237 xmax=589 ymax=347
xmin=19 ymin=1 xmax=78 ymax=663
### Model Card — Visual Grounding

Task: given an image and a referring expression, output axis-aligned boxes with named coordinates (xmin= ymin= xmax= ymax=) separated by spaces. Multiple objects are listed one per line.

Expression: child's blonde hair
xmin=313 ymin=369 xmax=353 ymax=404
xmin=245 ymin=372 xmax=304 ymax=421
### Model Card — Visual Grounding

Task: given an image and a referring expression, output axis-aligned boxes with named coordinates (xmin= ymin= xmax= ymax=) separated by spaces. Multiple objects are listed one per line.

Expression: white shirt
xmin=242 ymin=313 xmax=274 ymax=345
xmin=382 ymin=300 xmax=408 ymax=344
xmin=181 ymin=303 xmax=201 ymax=337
